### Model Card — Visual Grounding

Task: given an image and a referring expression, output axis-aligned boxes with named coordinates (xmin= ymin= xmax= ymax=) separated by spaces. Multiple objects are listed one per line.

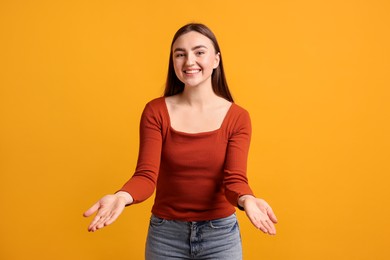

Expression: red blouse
xmin=119 ymin=97 xmax=254 ymax=221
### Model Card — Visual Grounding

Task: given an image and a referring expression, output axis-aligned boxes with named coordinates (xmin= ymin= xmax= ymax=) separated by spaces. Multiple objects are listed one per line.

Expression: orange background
xmin=1 ymin=0 xmax=389 ymax=259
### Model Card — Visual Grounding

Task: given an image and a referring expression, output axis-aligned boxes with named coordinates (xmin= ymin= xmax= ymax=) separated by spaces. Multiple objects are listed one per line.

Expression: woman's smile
xmin=183 ymin=68 xmax=202 ymax=75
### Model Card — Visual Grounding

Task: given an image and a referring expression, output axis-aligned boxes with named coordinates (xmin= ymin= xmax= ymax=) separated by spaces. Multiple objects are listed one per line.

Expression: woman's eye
xmin=196 ymin=51 xmax=205 ymax=56
xmin=175 ymin=53 xmax=185 ymax=58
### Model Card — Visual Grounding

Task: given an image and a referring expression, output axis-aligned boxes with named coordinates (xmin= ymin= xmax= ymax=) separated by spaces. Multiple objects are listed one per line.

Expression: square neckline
xmin=162 ymin=97 xmax=234 ymax=136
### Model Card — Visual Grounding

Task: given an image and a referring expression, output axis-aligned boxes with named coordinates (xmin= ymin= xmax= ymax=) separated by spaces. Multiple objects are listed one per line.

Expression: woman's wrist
xmin=238 ymin=194 xmax=255 ymax=209
xmin=115 ymin=191 xmax=134 ymax=205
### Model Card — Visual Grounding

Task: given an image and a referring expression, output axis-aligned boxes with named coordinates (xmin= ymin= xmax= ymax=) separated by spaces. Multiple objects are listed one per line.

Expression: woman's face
xmin=172 ymin=31 xmax=220 ymax=88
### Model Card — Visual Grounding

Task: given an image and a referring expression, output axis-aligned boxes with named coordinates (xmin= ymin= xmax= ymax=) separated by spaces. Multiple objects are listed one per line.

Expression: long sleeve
xmin=223 ymin=109 xmax=254 ymax=207
xmin=119 ymin=101 xmax=163 ymax=203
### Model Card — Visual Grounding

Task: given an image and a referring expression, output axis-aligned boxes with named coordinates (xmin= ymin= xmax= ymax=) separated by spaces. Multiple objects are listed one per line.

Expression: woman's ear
xmin=213 ymin=52 xmax=221 ymax=69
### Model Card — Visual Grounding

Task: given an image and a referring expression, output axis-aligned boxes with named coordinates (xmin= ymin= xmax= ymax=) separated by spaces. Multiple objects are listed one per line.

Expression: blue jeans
xmin=145 ymin=213 xmax=242 ymax=260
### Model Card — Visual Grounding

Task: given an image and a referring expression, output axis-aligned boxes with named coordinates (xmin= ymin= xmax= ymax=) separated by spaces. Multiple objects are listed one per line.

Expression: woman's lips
xmin=184 ymin=69 xmax=201 ymax=74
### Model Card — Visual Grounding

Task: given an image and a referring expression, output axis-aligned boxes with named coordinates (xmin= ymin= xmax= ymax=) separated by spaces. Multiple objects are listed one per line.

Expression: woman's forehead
xmin=172 ymin=31 xmax=214 ymax=50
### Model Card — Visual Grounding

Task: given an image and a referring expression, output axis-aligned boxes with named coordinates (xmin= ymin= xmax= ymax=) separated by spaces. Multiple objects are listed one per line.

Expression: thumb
xmin=83 ymin=202 xmax=100 ymax=217
xmin=267 ymin=207 xmax=278 ymax=223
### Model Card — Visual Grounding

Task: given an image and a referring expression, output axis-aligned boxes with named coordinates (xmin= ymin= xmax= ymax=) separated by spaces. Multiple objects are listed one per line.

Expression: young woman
xmin=84 ymin=23 xmax=277 ymax=260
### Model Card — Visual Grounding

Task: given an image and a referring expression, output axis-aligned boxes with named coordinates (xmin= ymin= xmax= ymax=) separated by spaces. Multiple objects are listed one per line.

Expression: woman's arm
xmin=223 ymin=109 xmax=254 ymax=205
xmin=83 ymin=100 xmax=163 ymax=231
xmin=223 ymin=109 xmax=277 ymax=234
xmin=118 ymin=101 xmax=163 ymax=203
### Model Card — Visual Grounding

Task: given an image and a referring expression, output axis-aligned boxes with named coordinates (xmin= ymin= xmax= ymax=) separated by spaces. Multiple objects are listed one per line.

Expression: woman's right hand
xmin=83 ymin=192 xmax=133 ymax=232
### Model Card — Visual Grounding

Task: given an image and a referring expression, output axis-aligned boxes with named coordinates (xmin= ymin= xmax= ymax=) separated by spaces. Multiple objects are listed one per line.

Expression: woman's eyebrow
xmin=192 ymin=45 xmax=208 ymax=50
xmin=173 ymin=45 xmax=208 ymax=53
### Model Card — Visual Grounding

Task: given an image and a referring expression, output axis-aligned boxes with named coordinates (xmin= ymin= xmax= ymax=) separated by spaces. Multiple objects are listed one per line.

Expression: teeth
xmin=185 ymin=69 xmax=201 ymax=74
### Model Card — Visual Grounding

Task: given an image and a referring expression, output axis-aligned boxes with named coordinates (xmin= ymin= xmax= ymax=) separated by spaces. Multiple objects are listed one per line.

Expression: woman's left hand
xmin=239 ymin=195 xmax=278 ymax=235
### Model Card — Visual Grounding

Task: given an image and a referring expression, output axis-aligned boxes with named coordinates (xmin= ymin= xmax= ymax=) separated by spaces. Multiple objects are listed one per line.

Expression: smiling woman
xmin=172 ymin=32 xmax=220 ymax=89
xmin=164 ymin=23 xmax=232 ymax=101
xmin=84 ymin=23 xmax=278 ymax=260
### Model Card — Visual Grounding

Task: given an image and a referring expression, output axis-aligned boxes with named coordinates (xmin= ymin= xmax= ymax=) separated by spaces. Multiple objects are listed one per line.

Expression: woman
xmin=84 ymin=23 xmax=277 ymax=259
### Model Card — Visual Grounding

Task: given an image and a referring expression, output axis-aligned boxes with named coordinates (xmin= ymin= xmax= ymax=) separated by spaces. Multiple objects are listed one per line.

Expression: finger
xmin=105 ymin=208 xmax=123 ymax=226
xmin=248 ymin=214 xmax=260 ymax=228
xmin=266 ymin=207 xmax=278 ymax=223
xmin=88 ymin=213 xmax=108 ymax=232
xmin=248 ymin=214 xmax=268 ymax=233
xmin=96 ymin=220 xmax=106 ymax=230
xmin=263 ymin=219 xmax=276 ymax=235
xmin=83 ymin=202 xmax=100 ymax=217
xmin=98 ymin=214 xmax=110 ymax=227
xmin=257 ymin=222 xmax=269 ymax=234
xmin=88 ymin=215 xmax=102 ymax=231
xmin=92 ymin=207 xmax=119 ymax=231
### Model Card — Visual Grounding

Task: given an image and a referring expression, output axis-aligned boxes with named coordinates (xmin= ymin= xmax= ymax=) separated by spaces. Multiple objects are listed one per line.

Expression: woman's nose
xmin=185 ymin=54 xmax=195 ymax=66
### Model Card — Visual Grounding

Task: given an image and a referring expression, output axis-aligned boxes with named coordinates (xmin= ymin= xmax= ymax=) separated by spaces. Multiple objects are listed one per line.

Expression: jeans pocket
xmin=150 ymin=215 xmax=166 ymax=227
xmin=208 ymin=214 xmax=237 ymax=229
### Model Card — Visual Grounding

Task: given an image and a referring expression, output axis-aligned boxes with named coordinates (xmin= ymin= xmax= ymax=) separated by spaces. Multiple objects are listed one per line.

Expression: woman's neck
xmin=180 ymin=82 xmax=220 ymax=108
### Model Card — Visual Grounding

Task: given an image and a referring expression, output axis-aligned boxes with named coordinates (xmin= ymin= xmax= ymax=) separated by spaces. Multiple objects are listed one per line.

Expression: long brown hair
xmin=163 ymin=23 xmax=234 ymax=102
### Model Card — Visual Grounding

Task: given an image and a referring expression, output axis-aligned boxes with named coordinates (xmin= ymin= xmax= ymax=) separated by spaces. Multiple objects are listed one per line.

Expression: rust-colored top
xmin=120 ymin=97 xmax=254 ymax=221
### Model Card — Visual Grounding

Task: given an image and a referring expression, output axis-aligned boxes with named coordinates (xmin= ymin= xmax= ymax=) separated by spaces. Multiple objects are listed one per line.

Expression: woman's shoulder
xmin=230 ymin=102 xmax=250 ymax=118
xmin=140 ymin=97 xmax=170 ymax=128
xmin=142 ymin=96 xmax=166 ymax=113
xmin=145 ymin=96 xmax=165 ymax=107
